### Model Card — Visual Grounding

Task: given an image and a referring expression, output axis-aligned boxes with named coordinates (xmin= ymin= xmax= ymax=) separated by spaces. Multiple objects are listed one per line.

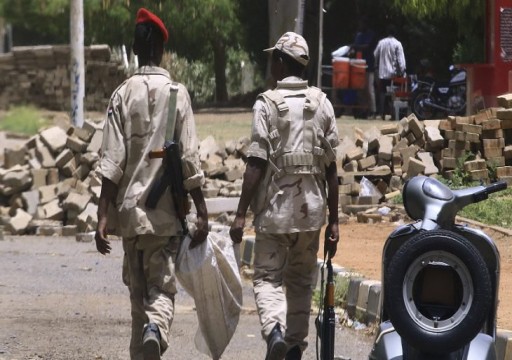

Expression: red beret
xmin=136 ymin=8 xmax=168 ymax=43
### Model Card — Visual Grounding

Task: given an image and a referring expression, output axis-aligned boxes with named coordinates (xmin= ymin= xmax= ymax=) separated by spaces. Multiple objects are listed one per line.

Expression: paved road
xmin=0 ymin=235 xmax=373 ymax=360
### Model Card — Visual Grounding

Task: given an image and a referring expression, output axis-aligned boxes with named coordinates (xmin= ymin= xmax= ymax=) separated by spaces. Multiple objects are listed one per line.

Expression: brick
xmin=469 ymin=169 xmax=489 ymax=181
xmin=4 ymin=146 xmax=27 ymax=168
xmin=424 ymin=126 xmax=444 ymax=149
xmin=76 ymin=232 xmax=94 ymax=243
xmin=482 ymin=129 xmax=504 ymax=138
xmin=484 ymin=147 xmax=504 ymax=158
xmin=39 ymin=126 xmax=68 ymax=154
xmin=455 ymin=116 xmax=473 ymax=125
xmin=497 ymin=108 xmax=512 ymax=120
xmin=6 ymin=209 xmax=32 ymax=235
xmin=41 ymin=199 xmax=64 ymax=220
xmin=504 ymin=146 xmax=512 ymax=159
xmin=31 ymin=168 xmax=48 ymax=189
xmin=487 ymin=157 xmax=505 ymax=167
xmin=356 ymin=212 xmax=382 ymax=223
xmin=465 ymin=132 xmax=480 ymax=143
xmin=439 ymin=119 xmax=455 ymax=131
xmin=482 ymin=119 xmax=502 ymax=130
xmin=497 ymin=166 xmax=512 ymax=177
xmin=380 ymin=124 xmax=399 ymax=135
xmin=38 ymin=184 xmax=59 ymax=204
xmin=417 ymin=152 xmax=438 ymax=175
xmin=378 ymin=136 xmax=393 ymax=161
xmin=460 ymin=123 xmax=482 ymax=134
xmin=473 ymin=110 xmax=492 ymax=124
xmin=346 ymin=148 xmax=365 ymax=162
xmin=47 ymin=168 xmax=59 ymax=185
xmin=443 ymin=130 xmax=455 ymax=140
xmin=408 ymin=115 xmax=424 ymax=138
xmin=407 ymin=158 xmax=426 ymax=177
xmin=87 ymin=129 xmax=103 ymax=153
xmin=66 ymin=136 xmax=88 ymax=153
xmin=21 ymin=189 xmax=39 ymax=215
xmin=483 ymin=138 xmax=505 ymax=149
xmin=358 ymin=155 xmax=377 ymax=170
xmin=35 ymin=138 xmax=56 ymax=168
xmin=55 ymin=149 xmax=74 ymax=168
xmin=464 ymin=159 xmax=486 ymax=172
xmin=62 ymin=192 xmax=91 ymax=213
xmin=497 ymin=93 xmax=512 ymax=108
xmin=62 ymin=225 xmax=77 ymax=236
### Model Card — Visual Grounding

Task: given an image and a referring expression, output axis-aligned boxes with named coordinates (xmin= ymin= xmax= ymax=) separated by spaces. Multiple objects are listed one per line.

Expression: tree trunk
xmin=213 ymin=39 xmax=228 ymax=103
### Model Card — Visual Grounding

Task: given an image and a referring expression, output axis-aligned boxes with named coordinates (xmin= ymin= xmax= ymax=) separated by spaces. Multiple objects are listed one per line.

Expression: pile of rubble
xmin=336 ymin=93 xmax=512 ymax=223
xmin=0 ymin=121 xmax=248 ymax=236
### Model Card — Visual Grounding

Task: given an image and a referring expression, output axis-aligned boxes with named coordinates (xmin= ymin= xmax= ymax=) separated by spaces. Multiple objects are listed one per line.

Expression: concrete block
xmin=62 ymin=225 xmax=77 ymax=237
xmin=496 ymin=329 xmax=512 ymax=360
xmin=6 ymin=209 xmax=33 ymax=235
xmin=36 ymin=225 xmax=63 ymax=236
xmin=39 ymin=126 xmax=68 ymax=154
xmin=38 ymin=184 xmax=59 ymax=204
xmin=73 ymin=163 xmax=90 ymax=181
xmin=66 ymin=136 xmax=88 ymax=153
xmin=3 ymin=167 xmax=32 ymax=194
xmin=79 ymin=152 xmax=99 ymax=167
xmin=47 ymin=168 xmax=59 ymax=185
xmin=417 ymin=152 xmax=439 ymax=175
xmin=76 ymin=232 xmax=94 ymax=243
xmin=35 ymin=137 xmax=56 ymax=168
xmin=408 ymin=115 xmax=424 ymax=138
xmin=41 ymin=199 xmax=64 ymax=220
xmin=464 ymin=159 xmax=487 ymax=172
xmin=55 ymin=148 xmax=74 ymax=168
xmin=365 ymin=283 xmax=382 ymax=324
xmin=240 ymin=235 xmax=255 ymax=267
xmin=503 ymin=146 xmax=512 ymax=160
xmin=378 ymin=136 xmax=393 ymax=161
xmin=497 ymin=93 xmax=512 ymax=108
xmin=407 ymin=158 xmax=426 ymax=177
xmin=4 ymin=146 xmax=27 ymax=168
xmin=21 ymin=189 xmax=40 ymax=215
xmin=76 ymin=203 xmax=98 ymax=233
xmin=424 ymin=126 xmax=445 ymax=149
xmin=194 ymin=197 xmax=239 ymax=214
xmin=62 ymin=192 xmax=91 ymax=213
xmin=356 ymin=280 xmax=381 ymax=320
xmin=87 ymin=129 xmax=103 ymax=153
xmin=358 ymin=155 xmax=377 ymax=170
xmin=482 ymin=119 xmax=502 ymax=130
xmin=61 ymin=156 xmax=78 ymax=177
xmin=346 ymin=277 xmax=364 ymax=319
xmin=346 ymin=148 xmax=365 ymax=162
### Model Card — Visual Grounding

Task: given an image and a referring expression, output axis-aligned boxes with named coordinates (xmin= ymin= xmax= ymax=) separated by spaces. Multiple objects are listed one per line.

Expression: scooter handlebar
xmin=473 ymin=181 xmax=507 ymax=203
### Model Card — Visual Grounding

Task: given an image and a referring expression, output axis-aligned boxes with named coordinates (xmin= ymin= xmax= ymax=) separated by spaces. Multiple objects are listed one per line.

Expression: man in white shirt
xmin=374 ymin=25 xmax=406 ymax=120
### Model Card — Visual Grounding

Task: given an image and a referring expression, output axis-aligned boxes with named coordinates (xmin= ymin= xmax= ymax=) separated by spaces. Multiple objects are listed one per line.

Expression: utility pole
xmin=70 ymin=0 xmax=85 ymax=128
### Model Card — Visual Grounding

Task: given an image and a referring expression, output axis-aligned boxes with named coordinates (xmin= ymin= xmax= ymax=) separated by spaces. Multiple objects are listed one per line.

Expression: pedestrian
xmin=373 ymin=24 xmax=406 ymax=120
xmin=229 ymin=32 xmax=340 ymax=360
xmin=351 ymin=16 xmax=377 ymax=119
xmin=94 ymin=7 xmax=209 ymax=360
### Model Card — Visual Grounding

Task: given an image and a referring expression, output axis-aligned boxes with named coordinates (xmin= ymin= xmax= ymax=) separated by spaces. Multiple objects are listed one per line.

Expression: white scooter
xmin=369 ymin=176 xmax=507 ymax=360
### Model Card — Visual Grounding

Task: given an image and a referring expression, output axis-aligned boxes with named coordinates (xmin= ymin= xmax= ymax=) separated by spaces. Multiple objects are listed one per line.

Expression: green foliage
xmin=446 ymin=151 xmax=476 ymax=188
xmin=0 ymin=106 xmax=49 ymax=135
xmin=459 ymin=188 xmax=512 ymax=228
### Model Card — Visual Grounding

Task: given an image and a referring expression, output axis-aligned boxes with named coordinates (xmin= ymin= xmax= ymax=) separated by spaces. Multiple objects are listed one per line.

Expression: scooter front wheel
xmin=384 ymin=229 xmax=492 ymax=354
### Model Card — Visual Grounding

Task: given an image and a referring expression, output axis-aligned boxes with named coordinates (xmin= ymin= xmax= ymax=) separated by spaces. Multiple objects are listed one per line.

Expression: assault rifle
xmin=145 ymin=140 xmax=189 ymax=234
xmin=315 ymin=257 xmax=335 ymax=360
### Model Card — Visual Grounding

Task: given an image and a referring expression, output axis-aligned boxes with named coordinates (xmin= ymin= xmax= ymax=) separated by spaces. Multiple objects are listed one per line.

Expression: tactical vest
xmin=250 ymin=85 xmax=336 ymax=215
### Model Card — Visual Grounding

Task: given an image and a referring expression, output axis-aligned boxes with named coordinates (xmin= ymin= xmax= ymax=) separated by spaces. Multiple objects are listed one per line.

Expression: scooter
xmin=411 ymin=65 xmax=467 ymax=120
xmin=369 ymin=175 xmax=507 ymax=360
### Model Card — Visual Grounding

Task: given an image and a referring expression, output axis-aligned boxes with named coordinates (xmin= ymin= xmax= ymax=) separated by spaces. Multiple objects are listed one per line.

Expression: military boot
xmin=265 ymin=323 xmax=287 ymax=360
xmin=142 ymin=323 xmax=161 ymax=360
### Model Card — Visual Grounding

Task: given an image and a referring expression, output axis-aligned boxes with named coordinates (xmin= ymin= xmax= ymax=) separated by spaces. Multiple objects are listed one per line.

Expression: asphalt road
xmin=0 ymin=235 xmax=373 ymax=360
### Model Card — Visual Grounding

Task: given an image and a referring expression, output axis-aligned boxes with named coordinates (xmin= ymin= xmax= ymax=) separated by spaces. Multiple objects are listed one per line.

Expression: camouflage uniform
xmin=247 ymin=76 xmax=339 ymax=351
xmin=99 ymin=65 xmax=204 ymax=359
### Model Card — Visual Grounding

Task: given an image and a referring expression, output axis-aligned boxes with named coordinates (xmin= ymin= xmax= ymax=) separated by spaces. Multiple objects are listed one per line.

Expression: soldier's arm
xmin=95 ymin=177 xmax=118 ymax=255
xmin=229 ymin=157 xmax=267 ymax=243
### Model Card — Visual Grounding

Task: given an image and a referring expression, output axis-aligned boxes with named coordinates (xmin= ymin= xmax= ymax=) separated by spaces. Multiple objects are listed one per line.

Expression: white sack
xmin=176 ymin=232 xmax=243 ymax=359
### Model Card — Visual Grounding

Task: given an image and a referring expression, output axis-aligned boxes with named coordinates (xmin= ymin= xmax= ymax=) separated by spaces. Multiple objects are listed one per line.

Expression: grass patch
xmin=0 ymin=106 xmax=50 ymax=135
xmin=459 ymin=188 xmax=512 ymax=228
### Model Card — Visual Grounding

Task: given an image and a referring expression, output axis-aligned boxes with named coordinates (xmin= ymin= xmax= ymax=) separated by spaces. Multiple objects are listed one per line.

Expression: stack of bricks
xmin=0 ymin=45 xmax=126 ymax=112
xmin=0 ymin=123 xmax=249 ymax=236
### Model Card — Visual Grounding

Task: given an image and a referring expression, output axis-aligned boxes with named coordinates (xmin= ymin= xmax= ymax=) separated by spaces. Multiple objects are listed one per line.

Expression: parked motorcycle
xmin=411 ymin=65 xmax=467 ymax=120
xmin=369 ymin=176 xmax=507 ymax=360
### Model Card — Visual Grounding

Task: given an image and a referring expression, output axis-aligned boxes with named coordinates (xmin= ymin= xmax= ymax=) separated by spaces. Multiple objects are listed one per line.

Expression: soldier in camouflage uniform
xmin=95 ymin=8 xmax=208 ymax=360
xmin=230 ymin=32 xmax=340 ymax=360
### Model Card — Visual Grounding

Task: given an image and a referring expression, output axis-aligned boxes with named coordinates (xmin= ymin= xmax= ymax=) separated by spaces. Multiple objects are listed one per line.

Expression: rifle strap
xmin=165 ymin=82 xmax=180 ymax=141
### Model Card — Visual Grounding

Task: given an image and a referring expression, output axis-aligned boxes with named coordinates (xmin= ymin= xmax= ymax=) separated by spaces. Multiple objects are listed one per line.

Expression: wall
xmin=0 ymin=44 xmax=127 ymax=112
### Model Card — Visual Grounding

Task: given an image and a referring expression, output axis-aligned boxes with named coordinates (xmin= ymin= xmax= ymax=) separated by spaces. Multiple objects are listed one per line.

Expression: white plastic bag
xmin=359 ymin=176 xmax=383 ymax=198
xmin=175 ymin=232 xmax=243 ymax=359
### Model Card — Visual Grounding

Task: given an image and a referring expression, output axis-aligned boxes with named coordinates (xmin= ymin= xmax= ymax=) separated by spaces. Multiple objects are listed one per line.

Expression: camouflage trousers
xmin=122 ymin=235 xmax=181 ymax=360
xmin=253 ymin=230 xmax=320 ymax=351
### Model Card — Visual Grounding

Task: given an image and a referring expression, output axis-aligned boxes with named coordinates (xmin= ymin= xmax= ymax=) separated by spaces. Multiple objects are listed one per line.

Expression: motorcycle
xmin=369 ymin=176 xmax=507 ymax=360
xmin=411 ymin=65 xmax=467 ymax=120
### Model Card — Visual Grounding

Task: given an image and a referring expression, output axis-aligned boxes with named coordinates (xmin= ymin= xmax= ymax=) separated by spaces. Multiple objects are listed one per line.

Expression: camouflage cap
xmin=264 ymin=31 xmax=309 ymax=66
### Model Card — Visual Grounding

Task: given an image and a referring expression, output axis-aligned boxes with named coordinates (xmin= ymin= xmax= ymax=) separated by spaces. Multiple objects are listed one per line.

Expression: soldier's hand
xmin=230 ymin=215 xmax=245 ymax=244
xmin=189 ymin=212 xmax=208 ymax=249
xmin=324 ymin=221 xmax=339 ymax=259
xmin=95 ymin=217 xmax=112 ymax=255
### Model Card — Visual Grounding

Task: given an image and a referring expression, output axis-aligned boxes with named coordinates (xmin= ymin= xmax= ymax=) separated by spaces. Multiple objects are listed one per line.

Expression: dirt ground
xmin=320 ymin=219 xmax=512 ymax=331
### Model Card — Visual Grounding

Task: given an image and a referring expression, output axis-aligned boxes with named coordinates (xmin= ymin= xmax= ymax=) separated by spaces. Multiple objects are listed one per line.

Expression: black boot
xmin=265 ymin=323 xmax=287 ymax=360
xmin=142 ymin=323 xmax=161 ymax=360
xmin=285 ymin=345 xmax=302 ymax=360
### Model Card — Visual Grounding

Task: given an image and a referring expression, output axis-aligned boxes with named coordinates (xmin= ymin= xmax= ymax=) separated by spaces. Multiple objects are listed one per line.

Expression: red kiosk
xmin=464 ymin=0 xmax=512 ymax=112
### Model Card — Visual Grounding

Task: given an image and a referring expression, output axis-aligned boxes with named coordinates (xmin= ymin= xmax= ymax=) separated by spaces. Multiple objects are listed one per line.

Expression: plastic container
xmin=349 ymin=59 xmax=367 ymax=89
xmin=332 ymin=57 xmax=350 ymax=89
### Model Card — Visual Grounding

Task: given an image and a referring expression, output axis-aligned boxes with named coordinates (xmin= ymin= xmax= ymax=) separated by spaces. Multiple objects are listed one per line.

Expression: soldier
xmin=94 ymin=8 xmax=208 ymax=360
xmin=230 ymin=32 xmax=340 ymax=360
